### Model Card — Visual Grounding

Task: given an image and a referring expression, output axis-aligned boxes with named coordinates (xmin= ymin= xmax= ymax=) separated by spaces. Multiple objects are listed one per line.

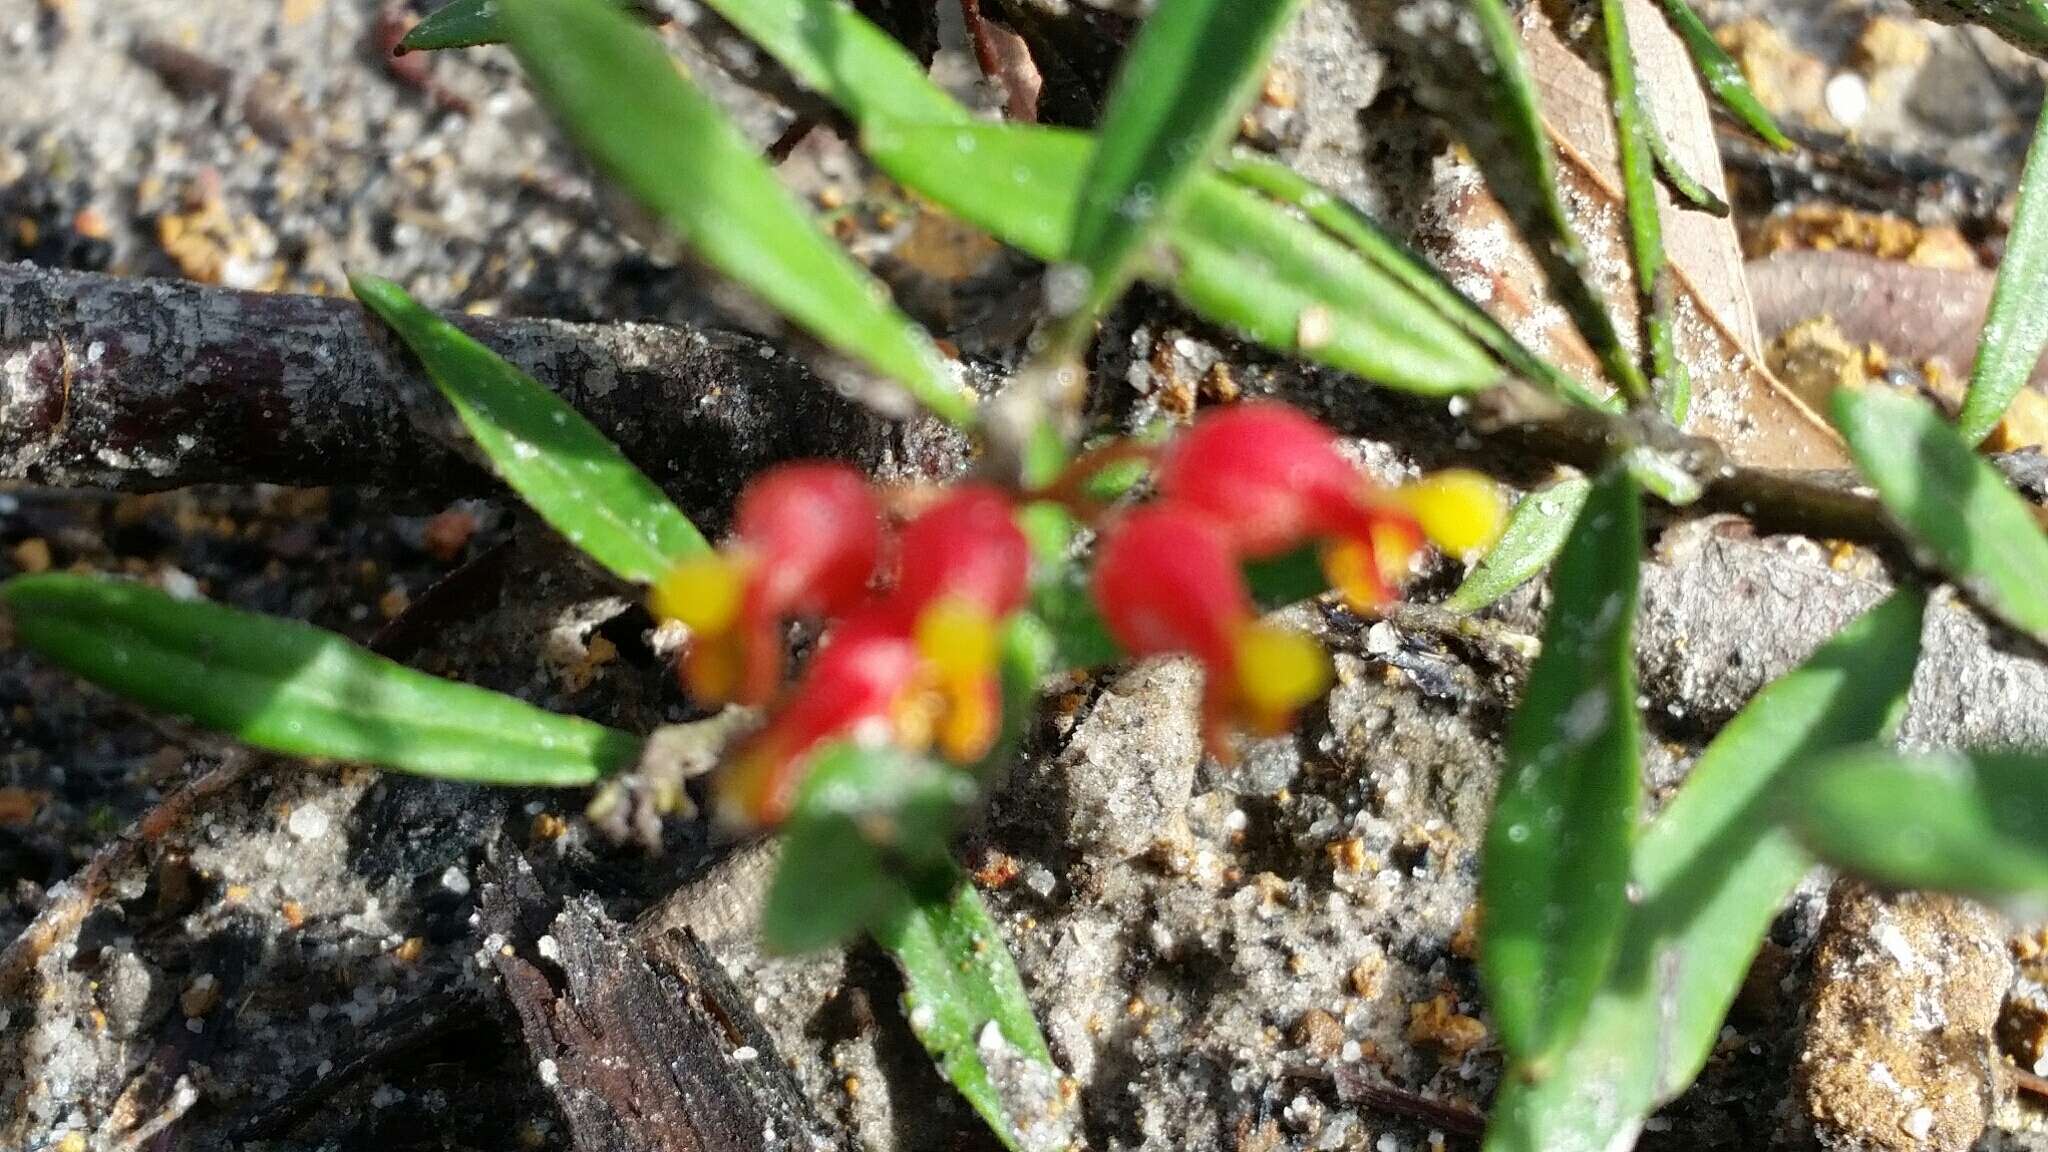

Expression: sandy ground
xmin=4 ymin=1 xmax=2048 ymax=1150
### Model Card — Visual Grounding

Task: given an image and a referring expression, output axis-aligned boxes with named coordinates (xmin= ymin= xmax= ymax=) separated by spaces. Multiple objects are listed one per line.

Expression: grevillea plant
xmin=12 ymin=0 xmax=2048 ymax=1147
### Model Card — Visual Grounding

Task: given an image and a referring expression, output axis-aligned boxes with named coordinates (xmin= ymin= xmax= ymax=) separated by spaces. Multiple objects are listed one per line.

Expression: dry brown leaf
xmin=1417 ymin=0 xmax=1848 ymax=471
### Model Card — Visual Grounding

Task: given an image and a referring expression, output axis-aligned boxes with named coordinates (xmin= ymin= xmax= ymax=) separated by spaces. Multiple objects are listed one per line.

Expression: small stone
xmin=1290 ymin=1008 xmax=1345 ymax=1061
xmin=99 ymin=952 xmax=172 ymax=1038
xmin=10 ymin=538 xmax=52 ymax=574
xmin=1823 ymin=73 xmax=1869 ymax=130
xmin=1798 ymin=882 xmax=2009 ymax=1151
xmin=1406 ymin=993 xmax=1486 ymax=1058
xmin=180 ymin=973 xmax=220 ymax=1018
xmin=286 ymin=804 xmax=330 ymax=841
xmin=422 ymin=507 xmax=478 ymax=562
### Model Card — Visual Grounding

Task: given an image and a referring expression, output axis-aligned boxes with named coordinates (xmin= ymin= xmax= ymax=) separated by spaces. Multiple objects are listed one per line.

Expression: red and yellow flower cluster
xmin=650 ymin=403 xmax=1501 ymax=828
xmin=651 ymin=466 xmax=1029 ymax=826
xmin=1092 ymin=403 xmax=1503 ymax=757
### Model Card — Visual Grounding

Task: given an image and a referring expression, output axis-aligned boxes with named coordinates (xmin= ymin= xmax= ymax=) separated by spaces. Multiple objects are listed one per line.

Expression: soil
xmin=4 ymin=1 xmax=2048 ymax=1151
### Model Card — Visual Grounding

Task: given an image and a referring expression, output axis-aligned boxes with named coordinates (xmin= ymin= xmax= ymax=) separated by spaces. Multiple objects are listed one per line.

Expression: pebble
xmin=286 ymin=804 xmax=330 ymax=840
xmin=1798 ymin=882 xmax=2009 ymax=1152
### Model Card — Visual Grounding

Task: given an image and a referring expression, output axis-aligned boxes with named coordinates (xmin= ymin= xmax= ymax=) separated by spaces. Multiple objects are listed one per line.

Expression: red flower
xmin=878 ymin=485 xmax=1032 ymax=764
xmin=1092 ymin=505 xmax=1330 ymax=758
xmin=1155 ymin=403 xmax=1505 ymax=609
xmin=713 ymin=485 xmax=1034 ymax=826
xmin=715 ymin=617 xmax=923 ymax=826
xmin=650 ymin=463 xmax=882 ymax=707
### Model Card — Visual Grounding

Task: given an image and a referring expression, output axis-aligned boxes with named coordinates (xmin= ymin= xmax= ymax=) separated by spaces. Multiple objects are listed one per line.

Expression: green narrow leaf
xmin=1215 ymin=153 xmax=1617 ymax=411
xmin=400 ymin=0 xmax=661 ymax=52
xmin=862 ymin=121 xmax=1499 ymax=395
xmin=762 ymin=743 xmax=973 ymax=954
xmin=1454 ymin=0 xmax=1651 ymax=403
xmin=1832 ymin=386 xmax=2048 ymax=644
xmin=1642 ymin=113 xmax=1731 ymax=218
xmin=400 ymin=0 xmax=502 ymax=50
xmin=3 ymin=574 xmax=640 ymax=787
xmin=1172 ymin=175 xmax=1499 ymax=394
xmin=1444 ymin=475 xmax=1592 ymax=613
xmin=1480 ymin=467 xmax=1642 ymax=1069
xmin=1960 ymin=108 xmax=2048 ymax=444
xmin=875 ymin=870 xmax=1064 ymax=1151
xmin=1790 ymin=747 xmax=2048 ymax=899
xmin=1064 ymin=0 xmax=1306 ymax=321
xmin=498 ymin=0 xmax=974 ymax=427
xmin=1652 ymin=0 xmax=1793 ymax=149
xmin=1487 ymin=588 xmax=1926 ymax=1152
xmin=1600 ymin=0 xmax=1691 ymax=422
xmin=1906 ymin=0 xmax=2048 ymax=56
xmin=695 ymin=0 xmax=966 ymax=126
xmin=352 ymin=275 xmax=707 ymax=584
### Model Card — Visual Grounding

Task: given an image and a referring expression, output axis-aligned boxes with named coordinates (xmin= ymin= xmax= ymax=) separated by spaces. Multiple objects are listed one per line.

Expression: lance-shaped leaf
xmin=1651 ymin=0 xmax=1792 ymax=149
xmin=1486 ymin=588 xmax=1926 ymax=1152
xmin=762 ymin=742 xmax=974 ymax=954
xmin=3 ymin=574 xmax=641 ymax=787
xmin=1216 ymin=153 xmax=1615 ymax=411
xmin=400 ymin=0 xmax=662 ymax=51
xmin=695 ymin=0 xmax=965 ymax=126
xmin=352 ymin=275 xmax=707 ymax=584
xmin=1906 ymin=0 xmax=2048 ymax=56
xmin=1601 ymin=0 xmax=1691 ymax=421
xmin=861 ymin=121 xmax=1498 ymax=395
xmin=1480 ymin=467 xmax=1642 ymax=1069
xmin=1444 ymin=475 xmax=1592 ymax=613
xmin=1832 ymin=386 xmax=2048 ymax=644
xmin=875 ymin=870 xmax=1067 ymax=1152
xmin=1789 ymin=747 xmax=2048 ymax=900
xmin=498 ymin=0 xmax=974 ymax=427
xmin=1065 ymin=0 xmax=1305 ymax=320
xmin=1960 ymin=109 xmax=2048 ymax=444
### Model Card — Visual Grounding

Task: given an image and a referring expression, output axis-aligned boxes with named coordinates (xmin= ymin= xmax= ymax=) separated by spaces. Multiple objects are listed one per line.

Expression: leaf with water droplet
xmin=352 ymin=275 xmax=707 ymax=583
xmin=1832 ymin=385 xmax=2048 ymax=645
xmin=1444 ymin=475 xmax=1592 ymax=613
xmin=1486 ymin=588 xmax=1925 ymax=1150
xmin=874 ymin=864 xmax=1063 ymax=1151
xmin=1651 ymin=0 xmax=1792 ymax=149
xmin=1788 ymin=745 xmax=2048 ymax=901
xmin=497 ymin=0 xmax=973 ymax=427
xmin=1064 ymin=0 xmax=1306 ymax=325
xmin=1959 ymin=107 xmax=2048 ymax=444
xmin=399 ymin=0 xmax=663 ymax=51
xmin=2 ymin=574 xmax=641 ymax=786
xmin=1480 ymin=466 xmax=1642 ymax=1070
xmin=1904 ymin=0 xmax=2048 ymax=56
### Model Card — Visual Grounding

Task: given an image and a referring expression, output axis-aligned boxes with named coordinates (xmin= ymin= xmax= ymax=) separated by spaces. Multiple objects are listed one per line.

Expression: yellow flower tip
xmin=1232 ymin=622 xmax=1331 ymax=734
xmin=1395 ymin=470 xmax=1507 ymax=559
xmin=914 ymin=597 xmax=998 ymax=683
xmin=935 ymin=681 xmax=997 ymax=764
xmin=1322 ymin=538 xmax=1393 ymax=614
xmin=683 ymin=634 xmax=745 ymax=706
xmin=650 ymin=553 xmax=748 ymax=633
xmin=914 ymin=597 xmax=1002 ymax=763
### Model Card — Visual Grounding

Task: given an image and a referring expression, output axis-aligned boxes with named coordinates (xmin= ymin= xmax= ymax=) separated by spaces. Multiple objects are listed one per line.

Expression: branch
xmin=0 ymin=262 xmax=919 ymax=515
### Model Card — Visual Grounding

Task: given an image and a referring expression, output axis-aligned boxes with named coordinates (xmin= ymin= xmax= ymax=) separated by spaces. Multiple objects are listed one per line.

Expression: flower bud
xmin=1092 ymin=505 xmax=1329 ymax=757
xmin=1156 ymin=402 xmax=1505 ymax=609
